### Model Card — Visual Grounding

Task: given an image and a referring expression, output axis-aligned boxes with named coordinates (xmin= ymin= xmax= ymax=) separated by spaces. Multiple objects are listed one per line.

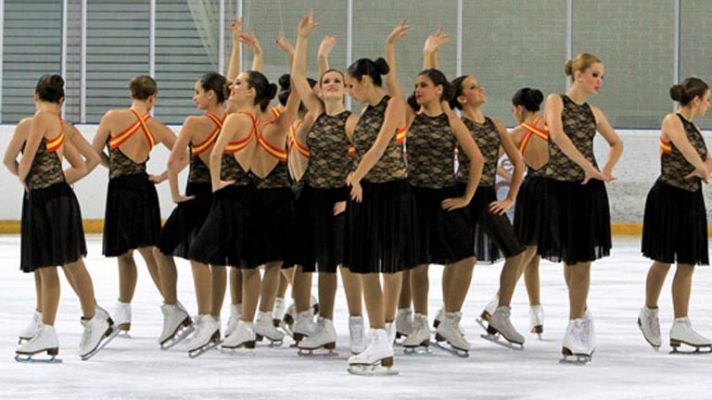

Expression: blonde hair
xmin=564 ymin=53 xmax=602 ymax=80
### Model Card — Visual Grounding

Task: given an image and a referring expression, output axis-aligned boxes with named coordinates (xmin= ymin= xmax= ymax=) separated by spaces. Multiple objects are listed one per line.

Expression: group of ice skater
xmin=6 ymin=11 xmax=712 ymax=375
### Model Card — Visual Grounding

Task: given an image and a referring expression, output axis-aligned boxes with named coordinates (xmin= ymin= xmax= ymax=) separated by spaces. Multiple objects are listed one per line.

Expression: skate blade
xmin=80 ymin=326 xmax=121 ymax=361
xmin=188 ymin=340 xmax=222 ymax=358
xmin=403 ymin=346 xmax=432 ymax=356
xmin=559 ymin=347 xmax=592 ymax=364
xmin=256 ymin=336 xmax=284 ymax=348
xmin=432 ymin=341 xmax=469 ymax=358
xmin=669 ymin=342 xmax=712 ymax=355
xmin=480 ymin=333 xmax=524 ymax=350
xmin=298 ymin=348 xmax=339 ymax=357
xmin=15 ymin=350 xmax=62 ymax=364
xmin=220 ymin=340 xmax=257 ymax=353
xmin=161 ymin=324 xmax=196 ymax=350
xmin=347 ymin=365 xmax=399 ymax=376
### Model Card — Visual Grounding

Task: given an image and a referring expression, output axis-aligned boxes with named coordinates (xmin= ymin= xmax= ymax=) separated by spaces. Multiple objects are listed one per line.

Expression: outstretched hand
xmin=319 ymin=35 xmax=336 ymax=57
xmin=297 ymin=9 xmax=318 ymax=37
xmin=387 ymin=19 xmax=410 ymax=44
xmin=230 ymin=17 xmax=243 ymax=43
xmin=424 ymin=27 xmax=449 ymax=53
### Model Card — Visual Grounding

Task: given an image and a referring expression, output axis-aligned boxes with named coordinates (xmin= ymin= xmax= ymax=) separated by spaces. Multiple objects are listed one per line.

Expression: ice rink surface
xmin=1 ymin=235 xmax=711 ymax=399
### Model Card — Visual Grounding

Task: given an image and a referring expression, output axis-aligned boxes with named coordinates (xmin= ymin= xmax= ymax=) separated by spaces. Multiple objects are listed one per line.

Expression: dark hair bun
xmin=669 ymin=84 xmax=686 ymax=103
xmin=279 ymin=74 xmax=291 ymax=91
xmin=512 ymin=87 xmax=544 ymax=112
xmin=267 ymin=83 xmax=279 ymax=100
xmin=374 ymin=58 xmax=390 ymax=75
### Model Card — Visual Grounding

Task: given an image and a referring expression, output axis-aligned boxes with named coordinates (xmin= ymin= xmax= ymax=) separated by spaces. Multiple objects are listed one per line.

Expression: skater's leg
xmin=153 ymin=248 xmax=178 ymax=305
xmin=383 ymin=272 xmax=402 ymax=323
xmin=497 ymin=252 xmax=525 ymax=307
xmin=34 ymin=272 xmax=43 ymax=312
xmin=523 ymin=251 xmax=542 ymax=307
xmin=361 ymin=273 xmax=385 ymax=329
xmin=279 ymin=267 xmax=294 ymax=294
xmin=398 ymin=270 xmax=412 ymax=309
xmin=137 ymin=246 xmax=164 ymax=297
xmin=240 ymin=268 xmax=260 ymax=322
xmin=645 ymin=261 xmax=671 ymax=309
xmin=38 ymin=267 xmax=60 ymax=326
xmin=672 ymin=263 xmax=694 ymax=319
xmin=117 ymin=251 xmax=137 ymax=303
xmin=444 ymin=257 xmax=475 ymax=312
xmin=211 ymin=266 xmax=227 ymax=318
xmin=340 ymin=266 xmax=362 ymax=316
xmin=229 ymin=267 xmax=242 ymax=306
xmin=63 ymin=259 xmax=96 ymax=319
xmin=293 ymin=266 xmax=313 ymax=313
xmin=567 ymin=262 xmax=590 ymax=320
xmin=409 ymin=265 xmax=428 ymax=315
xmin=191 ymin=261 xmax=212 ymax=316
xmin=318 ymin=272 xmax=337 ymax=320
xmin=258 ymin=262 xmax=281 ymax=313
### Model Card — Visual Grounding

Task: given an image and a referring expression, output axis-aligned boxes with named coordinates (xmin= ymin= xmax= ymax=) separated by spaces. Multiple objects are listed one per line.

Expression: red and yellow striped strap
xmin=289 ymin=120 xmax=310 ymax=158
xmin=660 ymin=137 xmax=673 ymax=155
xmin=395 ymin=126 xmax=407 ymax=144
xmin=519 ymin=118 xmax=549 ymax=152
xmin=109 ymin=111 xmax=153 ymax=150
xmin=347 ymin=146 xmax=356 ymax=157
xmin=191 ymin=113 xmax=225 ymax=156
xmin=224 ymin=112 xmax=256 ymax=154
xmin=46 ymin=116 xmax=65 ymax=153
xmin=258 ymin=133 xmax=288 ymax=162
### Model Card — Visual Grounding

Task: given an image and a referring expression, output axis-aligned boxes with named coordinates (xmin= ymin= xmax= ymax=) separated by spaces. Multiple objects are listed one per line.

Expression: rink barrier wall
xmin=1 ymin=125 xmax=711 ymax=226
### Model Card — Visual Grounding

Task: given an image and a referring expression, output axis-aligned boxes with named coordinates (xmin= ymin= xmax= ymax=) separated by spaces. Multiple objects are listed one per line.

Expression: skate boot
xmin=403 ymin=313 xmax=432 ymax=355
xmin=225 ymin=304 xmax=242 ymax=338
xmin=298 ymin=317 xmax=338 ymax=356
xmin=476 ymin=294 xmax=499 ymax=331
xmin=159 ymin=302 xmax=194 ymax=350
xmin=79 ymin=306 xmax=119 ymax=360
xmin=669 ymin=317 xmax=712 ymax=353
xmin=221 ymin=320 xmax=256 ymax=350
xmin=255 ymin=311 xmax=285 ymax=346
xmin=292 ymin=309 xmax=317 ymax=344
xmin=560 ymin=319 xmax=591 ymax=364
xmin=188 ymin=315 xmax=221 ymax=358
xmin=15 ymin=323 xmax=61 ymax=363
xmin=583 ymin=309 xmax=596 ymax=355
xmin=272 ymin=297 xmax=286 ymax=327
xmin=529 ymin=305 xmax=544 ymax=339
xmin=18 ymin=310 xmax=42 ymax=344
xmin=113 ymin=301 xmax=131 ymax=335
xmin=282 ymin=302 xmax=297 ymax=333
xmin=637 ymin=306 xmax=661 ymax=350
xmin=349 ymin=315 xmax=367 ymax=355
xmin=395 ymin=308 xmax=414 ymax=340
xmin=347 ymin=329 xmax=398 ymax=376
xmin=385 ymin=321 xmax=397 ymax=345
xmin=433 ymin=307 xmax=444 ymax=329
xmin=434 ymin=311 xmax=470 ymax=357
xmin=482 ymin=306 xmax=525 ymax=350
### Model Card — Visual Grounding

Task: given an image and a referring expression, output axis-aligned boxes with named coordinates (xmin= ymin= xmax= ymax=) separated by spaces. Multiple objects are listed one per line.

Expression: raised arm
xmin=226 ymin=18 xmax=243 ymax=81
xmin=544 ymin=94 xmax=605 ymax=184
xmin=292 ymin=11 xmax=324 ymax=115
xmin=276 ymin=32 xmax=295 ymax=69
xmin=423 ymin=27 xmax=448 ymax=70
xmin=347 ymin=97 xmax=406 ymax=201
xmin=384 ymin=20 xmax=409 ymax=101
xmin=591 ymin=106 xmax=623 ymax=181
xmin=318 ymin=35 xmax=336 ymax=76
xmin=441 ymin=101 xmax=483 ymax=210
xmin=662 ymin=113 xmax=708 ymax=182
xmin=241 ymin=30 xmax=263 ymax=72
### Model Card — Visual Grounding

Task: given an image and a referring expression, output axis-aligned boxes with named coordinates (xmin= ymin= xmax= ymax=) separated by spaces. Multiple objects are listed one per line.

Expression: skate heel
xmin=272 ymin=318 xmax=281 ymax=328
xmin=256 ymin=334 xmax=263 ymax=342
xmin=531 ymin=325 xmax=543 ymax=334
xmin=670 ymin=339 xmax=681 ymax=348
xmin=293 ymin=332 xmax=306 ymax=343
xmin=47 ymin=347 xmax=59 ymax=356
xmin=380 ymin=357 xmax=394 ymax=367
xmin=486 ymin=325 xmax=498 ymax=335
xmin=244 ymin=340 xmax=256 ymax=349
xmin=117 ymin=323 xmax=130 ymax=332
xmin=283 ymin=314 xmax=294 ymax=326
xmin=480 ymin=311 xmax=491 ymax=322
xmin=561 ymin=347 xmax=573 ymax=356
xmin=434 ymin=333 xmax=445 ymax=342
xmin=324 ymin=342 xmax=336 ymax=350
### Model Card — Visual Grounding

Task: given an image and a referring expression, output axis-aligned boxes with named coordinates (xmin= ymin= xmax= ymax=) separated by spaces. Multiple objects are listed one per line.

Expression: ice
xmin=0 ymin=235 xmax=711 ymax=399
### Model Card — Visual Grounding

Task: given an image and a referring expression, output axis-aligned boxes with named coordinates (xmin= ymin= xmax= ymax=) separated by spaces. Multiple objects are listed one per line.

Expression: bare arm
xmin=384 ymin=20 xmax=408 ymax=102
xmin=62 ymin=139 xmax=89 ymax=185
xmin=91 ymin=112 xmax=113 ymax=168
xmin=167 ymin=117 xmax=198 ymax=202
xmin=18 ymin=114 xmax=50 ymax=182
xmin=489 ymin=118 xmax=525 ymax=215
xmin=241 ymin=31 xmax=263 ymax=72
xmin=347 ymin=97 xmax=405 ymax=201
xmin=276 ymin=32 xmax=295 ymax=69
xmin=592 ymin=106 xmax=624 ymax=181
xmin=293 ymin=12 xmax=324 ymax=116
xmin=318 ymin=35 xmax=336 ymax=76
xmin=662 ymin=113 xmax=708 ymax=182
xmin=4 ymin=118 xmax=31 ymax=176
xmin=226 ymin=18 xmax=243 ymax=81
xmin=422 ymin=27 xmax=448 ymax=70
xmin=441 ymin=101 xmax=483 ymax=210
xmin=65 ymin=122 xmax=101 ymax=177
xmin=544 ymin=94 xmax=604 ymax=184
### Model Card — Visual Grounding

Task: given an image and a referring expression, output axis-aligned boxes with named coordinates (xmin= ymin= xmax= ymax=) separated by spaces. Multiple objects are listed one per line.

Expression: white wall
xmin=1 ymin=125 xmax=711 ymax=223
